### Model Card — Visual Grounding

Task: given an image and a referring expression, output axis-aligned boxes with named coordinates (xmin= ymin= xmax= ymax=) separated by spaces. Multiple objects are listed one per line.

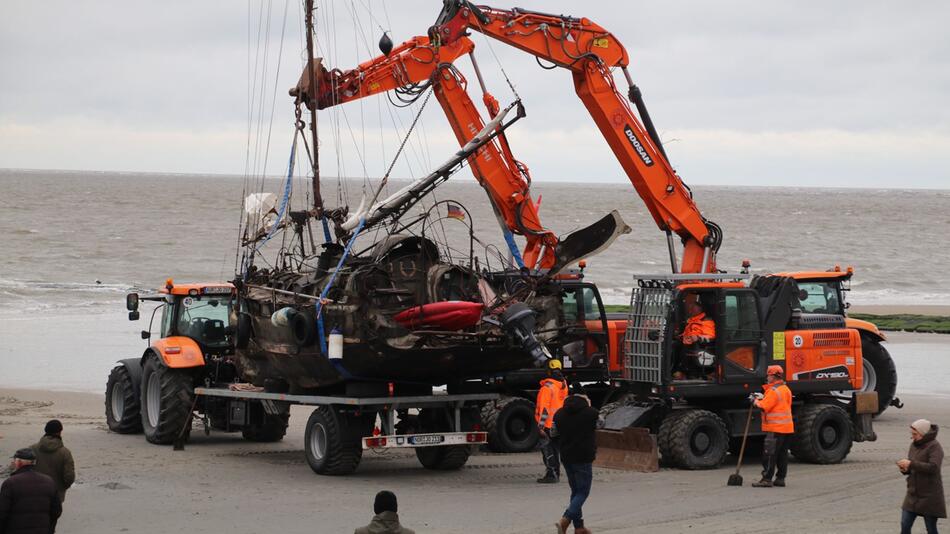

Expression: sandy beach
xmin=2 ymin=331 xmax=947 ymax=533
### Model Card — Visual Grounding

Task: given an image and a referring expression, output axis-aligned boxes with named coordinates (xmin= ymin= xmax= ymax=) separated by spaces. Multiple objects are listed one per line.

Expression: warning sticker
xmin=772 ymin=331 xmax=786 ymax=360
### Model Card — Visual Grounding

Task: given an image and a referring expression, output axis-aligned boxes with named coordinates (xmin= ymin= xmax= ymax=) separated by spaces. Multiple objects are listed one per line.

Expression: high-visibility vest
xmin=682 ymin=312 xmax=716 ymax=345
xmin=757 ymin=382 xmax=794 ymax=434
xmin=535 ymin=378 xmax=568 ymax=429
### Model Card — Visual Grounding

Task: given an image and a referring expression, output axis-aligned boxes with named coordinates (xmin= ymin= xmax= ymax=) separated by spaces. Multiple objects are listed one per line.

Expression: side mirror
xmin=844 ymin=302 xmax=851 ymax=310
xmin=128 ymin=311 xmax=140 ymax=321
xmin=141 ymin=330 xmax=151 ymax=340
xmin=126 ymin=293 xmax=139 ymax=311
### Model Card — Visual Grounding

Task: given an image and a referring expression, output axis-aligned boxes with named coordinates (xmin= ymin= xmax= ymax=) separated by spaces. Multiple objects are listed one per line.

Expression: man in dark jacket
xmin=898 ymin=419 xmax=945 ymax=533
xmin=354 ymin=490 xmax=415 ymax=534
xmin=0 ymin=448 xmax=62 ymax=534
xmin=553 ymin=395 xmax=598 ymax=534
xmin=31 ymin=421 xmax=74 ymax=503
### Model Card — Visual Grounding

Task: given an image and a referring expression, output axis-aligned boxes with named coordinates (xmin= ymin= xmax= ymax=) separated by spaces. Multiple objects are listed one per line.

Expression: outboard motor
xmin=500 ymin=302 xmax=552 ymax=367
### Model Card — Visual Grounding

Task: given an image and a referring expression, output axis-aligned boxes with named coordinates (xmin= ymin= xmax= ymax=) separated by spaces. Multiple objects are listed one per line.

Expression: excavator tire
xmin=790 ymin=403 xmax=853 ymax=464
xmin=665 ymin=409 xmax=729 ymax=469
xmin=105 ymin=365 xmax=142 ymax=434
xmin=657 ymin=410 xmax=687 ymax=464
xmin=140 ymin=356 xmax=194 ymax=445
xmin=304 ymin=406 xmax=372 ymax=475
xmin=481 ymin=397 xmax=539 ymax=453
xmin=242 ymin=406 xmax=290 ymax=442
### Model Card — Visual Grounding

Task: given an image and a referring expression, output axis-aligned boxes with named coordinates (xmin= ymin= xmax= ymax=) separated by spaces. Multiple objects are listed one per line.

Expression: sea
xmin=1 ymin=168 xmax=948 ymax=392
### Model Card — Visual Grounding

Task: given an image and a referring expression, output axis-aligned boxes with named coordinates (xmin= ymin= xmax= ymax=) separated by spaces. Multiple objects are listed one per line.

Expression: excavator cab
xmin=557 ymin=282 xmax=610 ymax=374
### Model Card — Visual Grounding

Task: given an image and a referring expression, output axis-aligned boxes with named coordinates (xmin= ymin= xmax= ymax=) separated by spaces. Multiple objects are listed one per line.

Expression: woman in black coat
xmin=897 ymin=419 xmax=945 ymax=533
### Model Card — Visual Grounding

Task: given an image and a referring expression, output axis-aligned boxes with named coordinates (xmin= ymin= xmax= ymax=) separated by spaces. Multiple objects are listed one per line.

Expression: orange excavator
xmin=298 ymin=3 xmax=889 ymax=467
xmin=304 ymin=35 xmax=559 ymax=269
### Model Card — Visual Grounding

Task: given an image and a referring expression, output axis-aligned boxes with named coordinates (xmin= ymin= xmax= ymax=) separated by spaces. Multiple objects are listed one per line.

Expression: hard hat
xmin=547 ymin=359 xmax=562 ymax=370
xmin=767 ymin=365 xmax=784 ymax=377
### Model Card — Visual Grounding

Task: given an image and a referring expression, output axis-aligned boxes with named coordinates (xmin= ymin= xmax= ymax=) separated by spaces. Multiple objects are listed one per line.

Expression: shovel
xmin=727 ymin=403 xmax=755 ymax=486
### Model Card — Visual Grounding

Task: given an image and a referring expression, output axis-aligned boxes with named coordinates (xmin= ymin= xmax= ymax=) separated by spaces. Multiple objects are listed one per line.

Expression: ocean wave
xmin=0 ymin=278 xmax=133 ymax=294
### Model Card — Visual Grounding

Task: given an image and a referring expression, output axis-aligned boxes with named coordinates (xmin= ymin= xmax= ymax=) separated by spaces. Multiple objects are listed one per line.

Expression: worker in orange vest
xmin=674 ymin=296 xmax=717 ymax=379
xmin=682 ymin=297 xmax=716 ymax=346
xmin=752 ymin=365 xmax=795 ymax=487
xmin=536 ymin=359 xmax=569 ymax=484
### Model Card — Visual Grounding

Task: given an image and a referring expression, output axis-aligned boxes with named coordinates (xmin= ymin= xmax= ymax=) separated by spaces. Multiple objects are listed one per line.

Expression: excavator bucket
xmin=549 ymin=210 xmax=631 ymax=275
xmin=593 ymin=427 xmax=658 ymax=472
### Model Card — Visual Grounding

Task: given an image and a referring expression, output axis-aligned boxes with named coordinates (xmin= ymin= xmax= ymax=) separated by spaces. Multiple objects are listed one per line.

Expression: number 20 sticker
xmin=792 ymin=335 xmax=804 ymax=348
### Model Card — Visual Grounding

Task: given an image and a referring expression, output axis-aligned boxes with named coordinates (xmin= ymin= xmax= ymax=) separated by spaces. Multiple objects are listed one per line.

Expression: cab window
xmin=177 ymin=296 xmax=232 ymax=347
xmin=561 ymin=289 xmax=580 ymax=323
xmin=160 ymin=302 xmax=175 ymax=338
xmin=796 ymin=282 xmax=841 ymax=314
xmin=723 ymin=293 xmax=759 ymax=342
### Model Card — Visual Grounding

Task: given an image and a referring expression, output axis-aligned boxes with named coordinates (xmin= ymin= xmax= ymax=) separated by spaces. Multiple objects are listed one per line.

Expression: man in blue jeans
xmin=553 ymin=394 xmax=598 ymax=534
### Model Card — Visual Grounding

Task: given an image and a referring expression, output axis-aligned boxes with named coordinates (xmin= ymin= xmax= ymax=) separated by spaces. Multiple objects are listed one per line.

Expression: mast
xmin=304 ymin=0 xmax=323 ymax=215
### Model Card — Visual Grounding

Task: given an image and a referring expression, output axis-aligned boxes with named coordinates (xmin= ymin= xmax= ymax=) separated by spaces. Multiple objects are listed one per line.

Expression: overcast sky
xmin=2 ymin=1 xmax=949 ymax=188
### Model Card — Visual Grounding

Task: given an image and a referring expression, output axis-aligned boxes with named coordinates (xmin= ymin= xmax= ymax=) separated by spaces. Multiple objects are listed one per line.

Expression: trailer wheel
xmin=790 ymin=403 xmax=853 ymax=464
xmin=242 ymin=406 xmax=290 ymax=442
xmin=416 ymin=444 xmax=471 ymax=470
xmin=831 ymin=334 xmax=896 ymax=415
xmin=414 ymin=407 xmax=472 ymax=470
xmin=304 ymin=407 xmax=371 ymax=475
xmin=665 ymin=410 xmax=729 ymax=469
xmin=105 ymin=365 xmax=142 ymax=434
xmin=481 ymin=397 xmax=539 ymax=453
xmin=140 ymin=356 xmax=195 ymax=445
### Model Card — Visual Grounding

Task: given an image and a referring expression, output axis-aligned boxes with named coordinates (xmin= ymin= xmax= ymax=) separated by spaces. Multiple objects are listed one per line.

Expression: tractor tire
xmin=790 ymin=403 xmax=853 ymax=464
xmin=830 ymin=334 xmax=897 ymax=416
xmin=140 ymin=356 xmax=195 ymax=445
xmin=664 ymin=409 xmax=729 ymax=469
xmin=242 ymin=406 xmax=290 ymax=442
xmin=105 ymin=365 xmax=142 ymax=434
xmin=481 ymin=397 xmax=539 ymax=453
xmin=304 ymin=407 xmax=372 ymax=475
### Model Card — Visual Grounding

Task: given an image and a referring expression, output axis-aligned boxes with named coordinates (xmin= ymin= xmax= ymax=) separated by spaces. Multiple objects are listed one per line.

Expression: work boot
xmin=751 ymin=478 xmax=773 ymax=488
xmin=773 ymin=478 xmax=786 ymax=487
xmin=555 ymin=517 xmax=571 ymax=534
xmin=537 ymin=472 xmax=559 ymax=484
xmin=574 ymin=528 xmax=592 ymax=534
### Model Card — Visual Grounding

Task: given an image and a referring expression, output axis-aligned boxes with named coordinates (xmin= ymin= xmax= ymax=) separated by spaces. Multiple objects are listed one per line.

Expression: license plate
xmin=409 ymin=435 xmax=444 ymax=445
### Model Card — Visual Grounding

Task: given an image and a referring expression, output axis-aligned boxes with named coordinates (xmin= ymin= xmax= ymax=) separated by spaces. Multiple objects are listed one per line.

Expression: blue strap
xmin=503 ymin=229 xmax=525 ymax=269
xmin=315 ymin=217 xmax=366 ymax=357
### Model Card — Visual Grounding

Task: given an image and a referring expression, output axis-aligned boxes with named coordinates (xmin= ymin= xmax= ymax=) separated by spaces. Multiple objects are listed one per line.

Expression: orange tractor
xmin=106 ymin=280 xmax=290 ymax=444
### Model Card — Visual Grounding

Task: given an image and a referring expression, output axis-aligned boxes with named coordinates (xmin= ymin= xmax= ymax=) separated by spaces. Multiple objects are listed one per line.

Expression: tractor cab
xmin=780 ymin=265 xmax=853 ymax=315
xmin=126 ymin=279 xmax=236 ymax=354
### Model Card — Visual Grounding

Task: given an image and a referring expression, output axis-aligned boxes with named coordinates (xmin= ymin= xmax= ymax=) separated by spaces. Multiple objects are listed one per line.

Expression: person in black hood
xmin=31 ymin=420 xmax=74 ymax=503
xmin=552 ymin=394 xmax=598 ymax=534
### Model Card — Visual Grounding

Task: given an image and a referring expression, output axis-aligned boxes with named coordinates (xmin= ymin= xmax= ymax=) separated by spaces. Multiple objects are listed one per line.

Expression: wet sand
xmin=1 ymin=380 xmax=947 ymax=532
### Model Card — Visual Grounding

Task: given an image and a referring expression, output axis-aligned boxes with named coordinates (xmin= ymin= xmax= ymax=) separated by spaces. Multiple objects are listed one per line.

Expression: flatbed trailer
xmin=192 ymin=387 xmax=498 ymax=476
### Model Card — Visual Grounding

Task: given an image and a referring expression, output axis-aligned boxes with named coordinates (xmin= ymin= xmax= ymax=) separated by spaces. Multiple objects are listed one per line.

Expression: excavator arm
xmin=291 ymin=35 xmax=557 ymax=268
xmin=430 ymin=1 xmax=722 ymax=273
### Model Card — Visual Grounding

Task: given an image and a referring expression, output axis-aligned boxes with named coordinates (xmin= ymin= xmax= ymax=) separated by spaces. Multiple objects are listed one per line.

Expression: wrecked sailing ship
xmin=232 ymin=4 xmax=629 ymax=394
